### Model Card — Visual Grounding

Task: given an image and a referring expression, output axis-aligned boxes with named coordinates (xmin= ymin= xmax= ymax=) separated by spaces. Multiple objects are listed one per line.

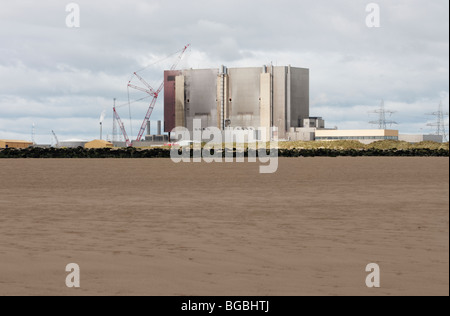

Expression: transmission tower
xmin=369 ymin=100 xmax=398 ymax=129
xmin=426 ymin=101 xmax=449 ymax=142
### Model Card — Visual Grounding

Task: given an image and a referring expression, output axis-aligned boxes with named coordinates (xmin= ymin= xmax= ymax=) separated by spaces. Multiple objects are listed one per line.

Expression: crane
xmin=113 ymin=107 xmax=132 ymax=148
xmin=112 ymin=98 xmax=132 ymax=147
xmin=128 ymin=44 xmax=190 ymax=142
xmin=52 ymin=130 xmax=59 ymax=148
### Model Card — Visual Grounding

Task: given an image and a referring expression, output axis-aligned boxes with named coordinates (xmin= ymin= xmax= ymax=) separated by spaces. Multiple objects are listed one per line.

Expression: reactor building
xmin=164 ymin=65 xmax=310 ymax=139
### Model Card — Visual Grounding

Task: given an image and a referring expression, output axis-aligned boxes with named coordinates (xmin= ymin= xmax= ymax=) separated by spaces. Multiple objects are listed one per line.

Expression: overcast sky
xmin=0 ymin=0 xmax=448 ymax=144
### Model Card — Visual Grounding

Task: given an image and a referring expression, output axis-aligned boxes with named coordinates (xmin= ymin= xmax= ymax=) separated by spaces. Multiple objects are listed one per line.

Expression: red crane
xmin=113 ymin=106 xmax=132 ymax=147
xmin=128 ymin=44 xmax=190 ymax=143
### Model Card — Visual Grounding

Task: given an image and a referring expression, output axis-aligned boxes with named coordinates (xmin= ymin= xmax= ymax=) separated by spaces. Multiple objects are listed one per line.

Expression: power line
xmin=426 ymin=101 xmax=449 ymax=142
xmin=369 ymin=100 xmax=398 ymax=129
xmin=133 ymin=46 xmax=192 ymax=74
xmin=115 ymin=95 xmax=152 ymax=109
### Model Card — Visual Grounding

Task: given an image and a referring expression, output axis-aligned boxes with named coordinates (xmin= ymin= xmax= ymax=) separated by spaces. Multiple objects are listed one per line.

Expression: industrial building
xmin=164 ymin=65 xmax=309 ymax=139
xmin=286 ymin=117 xmax=327 ymax=141
xmin=0 ymin=140 xmax=33 ymax=149
xmin=399 ymin=134 xmax=443 ymax=144
xmin=144 ymin=120 xmax=169 ymax=143
xmin=123 ymin=120 xmax=170 ymax=147
xmin=315 ymin=129 xmax=399 ymax=144
xmin=58 ymin=139 xmax=88 ymax=148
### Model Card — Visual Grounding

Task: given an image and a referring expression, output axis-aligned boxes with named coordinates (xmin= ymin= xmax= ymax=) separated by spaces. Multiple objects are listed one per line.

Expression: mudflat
xmin=0 ymin=158 xmax=448 ymax=296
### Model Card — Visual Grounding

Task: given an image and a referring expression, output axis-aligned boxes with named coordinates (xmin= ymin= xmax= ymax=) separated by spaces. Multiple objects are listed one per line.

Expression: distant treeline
xmin=0 ymin=147 xmax=448 ymax=158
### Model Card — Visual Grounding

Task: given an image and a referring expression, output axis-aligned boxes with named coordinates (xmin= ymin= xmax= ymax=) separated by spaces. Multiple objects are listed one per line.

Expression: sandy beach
xmin=0 ymin=157 xmax=448 ymax=296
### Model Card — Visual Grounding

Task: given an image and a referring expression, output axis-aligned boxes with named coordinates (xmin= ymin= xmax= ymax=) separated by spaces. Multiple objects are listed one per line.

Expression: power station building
xmin=164 ymin=65 xmax=309 ymax=139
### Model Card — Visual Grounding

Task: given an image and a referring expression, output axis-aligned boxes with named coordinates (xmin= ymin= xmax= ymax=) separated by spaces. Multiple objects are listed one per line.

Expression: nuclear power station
xmin=164 ymin=65 xmax=310 ymax=139
xmin=1 ymin=48 xmax=446 ymax=147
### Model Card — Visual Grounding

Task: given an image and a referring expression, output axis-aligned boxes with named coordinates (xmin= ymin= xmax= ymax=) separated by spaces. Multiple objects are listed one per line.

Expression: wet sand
xmin=0 ymin=158 xmax=448 ymax=296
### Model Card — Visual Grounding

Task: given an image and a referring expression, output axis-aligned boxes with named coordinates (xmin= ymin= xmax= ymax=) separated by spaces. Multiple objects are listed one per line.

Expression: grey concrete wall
xmin=58 ymin=141 xmax=88 ymax=148
xmin=260 ymin=72 xmax=271 ymax=140
xmin=111 ymin=141 xmax=127 ymax=148
xmin=273 ymin=66 xmax=287 ymax=139
xmin=216 ymin=72 xmax=229 ymax=129
xmin=399 ymin=134 xmax=444 ymax=143
xmin=290 ymin=68 xmax=309 ymax=127
xmin=184 ymin=69 xmax=219 ymax=131
xmin=227 ymin=67 xmax=262 ymax=128
xmin=399 ymin=134 xmax=425 ymax=143
xmin=424 ymin=135 xmax=444 ymax=143
xmin=175 ymin=75 xmax=185 ymax=128
xmin=287 ymin=127 xmax=316 ymax=141
xmin=166 ymin=66 xmax=310 ymax=138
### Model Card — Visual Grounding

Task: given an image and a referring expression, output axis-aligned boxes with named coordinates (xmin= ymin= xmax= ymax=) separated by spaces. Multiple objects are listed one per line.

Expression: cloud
xmin=0 ymin=0 xmax=448 ymax=143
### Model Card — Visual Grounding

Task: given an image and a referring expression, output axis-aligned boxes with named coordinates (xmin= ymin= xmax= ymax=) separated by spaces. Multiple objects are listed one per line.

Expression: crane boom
xmin=52 ymin=130 xmax=59 ymax=147
xmin=170 ymin=44 xmax=190 ymax=71
xmin=129 ymin=44 xmax=190 ymax=142
xmin=132 ymin=72 xmax=158 ymax=96
xmin=113 ymin=107 xmax=132 ymax=147
xmin=136 ymin=97 xmax=158 ymax=141
xmin=127 ymin=84 xmax=156 ymax=96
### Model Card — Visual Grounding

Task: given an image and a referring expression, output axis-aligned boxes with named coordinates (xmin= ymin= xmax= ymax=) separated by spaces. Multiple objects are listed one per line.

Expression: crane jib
xmin=126 ymin=44 xmax=190 ymax=144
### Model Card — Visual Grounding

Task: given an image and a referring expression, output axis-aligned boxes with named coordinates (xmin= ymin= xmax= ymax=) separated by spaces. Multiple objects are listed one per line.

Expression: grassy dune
xmin=276 ymin=140 xmax=449 ymax=151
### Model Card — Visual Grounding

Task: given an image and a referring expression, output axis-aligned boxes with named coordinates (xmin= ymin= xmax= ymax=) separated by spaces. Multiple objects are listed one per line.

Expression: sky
xmin=0 ymin=0 xmax=448 ymax=144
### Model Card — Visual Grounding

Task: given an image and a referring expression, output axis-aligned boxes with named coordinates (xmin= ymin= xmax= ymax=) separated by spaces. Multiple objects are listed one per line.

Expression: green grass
xmin=278 ymin=140 xmax=449 ymax=151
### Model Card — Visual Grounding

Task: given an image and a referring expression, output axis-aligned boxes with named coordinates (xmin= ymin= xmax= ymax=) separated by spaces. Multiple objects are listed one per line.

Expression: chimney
xmin=157 ymin=120 xmax=162 ymax=135
xmin=147 ymin=121 xmax=151 ymax=136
